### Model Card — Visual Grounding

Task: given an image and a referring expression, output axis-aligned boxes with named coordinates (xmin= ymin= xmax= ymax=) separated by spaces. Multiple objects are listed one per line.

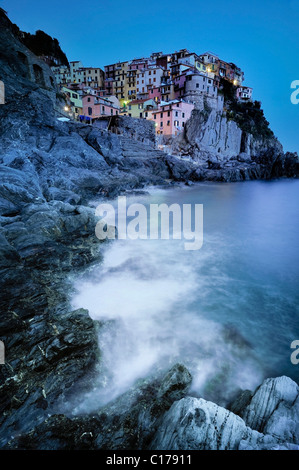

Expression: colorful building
xmin=82 ymin=94 xmax=120 ymax=121
xmin=236 ymin=86 xmax=253 ymax=101
xmin=61 ymin=86 xmax=83 ymax=118
xmin=125 ymin=98 xmax=157 ymax=118
xmin=148 ymin=100 xmax=194 ymax=137
xmin=51 ymin=65 xmax=70 ymax=85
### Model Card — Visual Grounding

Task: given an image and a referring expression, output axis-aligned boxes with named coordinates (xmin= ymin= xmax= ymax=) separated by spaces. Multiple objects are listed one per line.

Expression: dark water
xmin=71 ymin=179 xmax=299 ymax=411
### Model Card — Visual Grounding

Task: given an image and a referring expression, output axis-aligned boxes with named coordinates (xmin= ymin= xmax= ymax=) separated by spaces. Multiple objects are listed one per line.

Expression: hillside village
xmin=51 ymin=49 xmax=253 ymax=140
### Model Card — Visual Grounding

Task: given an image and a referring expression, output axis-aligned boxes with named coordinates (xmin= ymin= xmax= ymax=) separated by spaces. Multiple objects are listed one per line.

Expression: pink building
xmin=82 ymin=94 xmax=119 ymax=121
xmin=147 ymin=100 xmax=194 ymax=137
xmin=173 ymin=73 xmax=187 ymax=99
xmin=148 ymin=86 xmax=161 ymax=103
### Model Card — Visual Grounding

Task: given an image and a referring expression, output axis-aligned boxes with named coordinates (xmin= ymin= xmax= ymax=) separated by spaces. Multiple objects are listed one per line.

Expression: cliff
xmin=171 ymin=78 xmax=298 ymax=180
xmin=0 ymin=9 xmax=298 ymax=450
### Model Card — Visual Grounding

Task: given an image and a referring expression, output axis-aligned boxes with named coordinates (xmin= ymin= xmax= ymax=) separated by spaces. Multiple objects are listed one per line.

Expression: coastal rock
xmin=172 ymin=108 xmax=299 ymax=180
xmin=150 ymin=396 xmax=249 ymax=450
xmin=4 ymin=363 xmax=192 ymax=449
xmin=0 ymin=8 xmax=298 ymax=451
xmin=241 ymin=376 xmax=299 ymax=439
xmin=150 ymin=392 xmax=299 ymax=451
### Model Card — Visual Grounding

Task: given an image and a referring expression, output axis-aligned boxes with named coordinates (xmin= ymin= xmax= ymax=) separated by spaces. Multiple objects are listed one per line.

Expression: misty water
xmin=70 ymin=179 xmax=299 ymax=413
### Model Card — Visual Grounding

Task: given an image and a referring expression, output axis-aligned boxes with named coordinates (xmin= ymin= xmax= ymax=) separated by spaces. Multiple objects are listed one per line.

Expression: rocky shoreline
xmin=0 ymin=10 xmax=298 ymax=450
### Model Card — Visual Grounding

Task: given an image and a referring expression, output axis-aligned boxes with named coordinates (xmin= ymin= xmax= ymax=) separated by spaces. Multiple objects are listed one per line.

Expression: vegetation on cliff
xmin=219 ymin=78 xmax=274 ymax=139
xmin=21 ymin=30 xmax=69 ymax=66
xmin=0 ymin=8 xmax=68 ymax=66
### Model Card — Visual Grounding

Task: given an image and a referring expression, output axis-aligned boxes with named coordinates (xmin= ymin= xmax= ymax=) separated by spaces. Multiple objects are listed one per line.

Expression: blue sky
xmin=2 ymin=0 xmax=299 ymax=152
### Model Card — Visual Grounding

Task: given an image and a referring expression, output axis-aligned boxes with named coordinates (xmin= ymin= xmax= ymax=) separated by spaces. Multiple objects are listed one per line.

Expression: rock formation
xmin=0 ymin=9 xmax=298 ymax=450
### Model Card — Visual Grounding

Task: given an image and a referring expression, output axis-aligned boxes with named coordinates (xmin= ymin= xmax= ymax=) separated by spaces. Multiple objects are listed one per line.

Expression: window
xmin=145 ymin=112 xmax=148 ymax=117
xmin=175 ymin=111 xmax=178 ymax=117
xmin=167 ymin=111 xmax=170 ymax=117
xmin=88 ymin=107 xmax=92 ymax=116
xmin=87 ymin=97 xmax=91 ymax=102
xmin=182 ymin=122 xmax=185 ymax=127
xmin=207 ymin=87 xmax=209 ymax=93
xmin=128 ymin=105 xmax=131 ymax=110
xmin=174 ymin=120 xmax=179 ymax=127
xmin=111 ymin=109 xmax=113 ymax=115
xmin=102 ymin=106 xmax=105 ymax=112
xmin=167 ymin=120 xmax=170 ymax=126
xmin=160 ymin=112 xmax=163 ymax=117
xmin=177 ymin=103 xmax=179 ymax=107
xmin=160 ymin=122 xmax=163 ymax=127
xmin=182 ymin=113 xmax=185 ymax=118
xmin=196 ymin=83 xmax=199 ymax=88
xmin=154 ymin=114 xmax=156 ymax=119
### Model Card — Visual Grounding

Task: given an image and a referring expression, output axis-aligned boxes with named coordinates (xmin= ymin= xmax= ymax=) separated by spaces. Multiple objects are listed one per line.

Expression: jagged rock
xmin=150 ymin=393 xmax=299 ymax=451
xmin=241 ymin=376 xmax=299 ymax=437
xmin=229 ymin=389 xmax=253 ymax=417
xmin=263 ymin=394 xmax=299 ymax=444
xmin=172 ymin=109 xmax=299 ymax=180
xmin=150 ymin=396 xmax=251 ymax=450
xmin=0 ymin=7 xmax=298 ymax=451
xmin=4 ymin=363 xmax=192 ymax=450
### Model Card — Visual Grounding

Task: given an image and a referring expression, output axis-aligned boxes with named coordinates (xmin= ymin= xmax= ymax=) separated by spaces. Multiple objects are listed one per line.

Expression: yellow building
xmin=114 ymin=61 xmax=129 ymax=106
xmin=126 ymin=98 xmax=157 ymax=118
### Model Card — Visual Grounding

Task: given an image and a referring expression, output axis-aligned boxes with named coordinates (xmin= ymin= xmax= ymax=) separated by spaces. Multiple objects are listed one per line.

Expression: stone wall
xmin=184 ymin=91 xmax=224 ymax=113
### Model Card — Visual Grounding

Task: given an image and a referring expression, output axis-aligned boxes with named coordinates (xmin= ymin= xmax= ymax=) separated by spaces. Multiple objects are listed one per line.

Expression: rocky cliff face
xmin=172 ymin=106 xmax=299 ymax=181
xmin=0 ymin=10 xmax=298 ymax=450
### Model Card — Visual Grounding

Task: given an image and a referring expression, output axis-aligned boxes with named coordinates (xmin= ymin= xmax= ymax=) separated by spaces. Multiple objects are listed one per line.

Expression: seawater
xmin=71 ymin=179 xmax=299 ymax=412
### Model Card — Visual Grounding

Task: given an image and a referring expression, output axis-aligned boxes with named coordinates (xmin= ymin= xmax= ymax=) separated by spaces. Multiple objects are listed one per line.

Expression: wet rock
xmin=240 ymin=376 xmax=299 ymax=441
xmin=150 ymin=396 xmax=250 ymax=450
xmin=4 ymin=363 xmax=192 ymax=450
